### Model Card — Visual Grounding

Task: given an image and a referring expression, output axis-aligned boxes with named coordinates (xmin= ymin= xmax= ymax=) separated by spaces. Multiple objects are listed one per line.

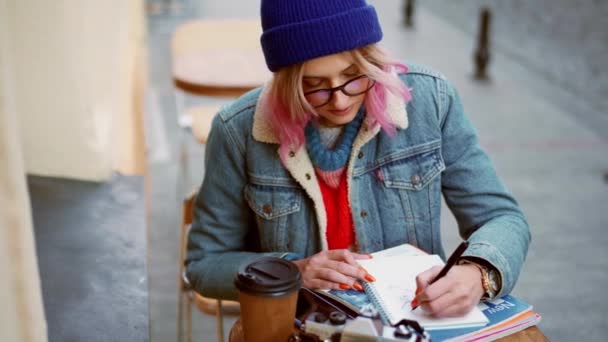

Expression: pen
xmin=411 ymin=240 xmax=469 ymax=311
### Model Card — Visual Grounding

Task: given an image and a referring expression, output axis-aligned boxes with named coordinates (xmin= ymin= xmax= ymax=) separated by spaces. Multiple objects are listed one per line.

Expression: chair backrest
xmin=182 ymin=190 xmax=196 ymax=227
xmin=179 ymin=190 xmax=197 ymax=290
xmin=178 ymin=190 xmax=239 ymax=342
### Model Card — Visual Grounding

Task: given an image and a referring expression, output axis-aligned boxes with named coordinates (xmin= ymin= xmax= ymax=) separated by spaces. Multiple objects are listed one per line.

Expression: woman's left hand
xmin=413 ymin=264 xmax=485 ymax=317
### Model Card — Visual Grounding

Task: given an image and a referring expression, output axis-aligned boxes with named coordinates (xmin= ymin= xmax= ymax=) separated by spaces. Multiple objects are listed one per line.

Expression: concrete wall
xmin=0 ymin=0 xmax=48 ymax=339
xmin=7 ymin=0 xmax=146 ymax=181
xmin=421 ymin=0 xmax=608 ymax=115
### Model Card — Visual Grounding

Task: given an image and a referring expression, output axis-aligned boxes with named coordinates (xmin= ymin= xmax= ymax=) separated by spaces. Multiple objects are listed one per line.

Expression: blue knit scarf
xmin=305 ymin=111 xmax=364 ymax=188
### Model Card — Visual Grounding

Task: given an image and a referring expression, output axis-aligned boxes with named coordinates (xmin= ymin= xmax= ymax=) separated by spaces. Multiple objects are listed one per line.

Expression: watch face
xmin=487 ymin=269 xmax=500 ymax=292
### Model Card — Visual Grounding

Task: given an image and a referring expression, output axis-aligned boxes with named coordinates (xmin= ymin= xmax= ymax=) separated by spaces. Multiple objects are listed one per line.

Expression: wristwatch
xmin=458 ymin=259 xmax=501 ymax=301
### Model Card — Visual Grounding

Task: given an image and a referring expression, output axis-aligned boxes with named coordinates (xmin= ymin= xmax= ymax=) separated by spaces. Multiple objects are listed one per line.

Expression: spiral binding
xmin=362 ymin=281 xmax=396 ymax=326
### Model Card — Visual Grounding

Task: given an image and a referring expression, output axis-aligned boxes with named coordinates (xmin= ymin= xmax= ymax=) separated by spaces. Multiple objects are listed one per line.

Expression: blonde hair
xmin=264 ymin=44 xmax=411 ymax=162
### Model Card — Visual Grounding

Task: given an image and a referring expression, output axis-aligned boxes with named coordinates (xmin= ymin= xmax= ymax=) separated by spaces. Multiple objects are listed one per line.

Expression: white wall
xmin=9 ymin=0 xmax=145 ymax=181
xmin=0 ymin=0 xmax=48 ymax=339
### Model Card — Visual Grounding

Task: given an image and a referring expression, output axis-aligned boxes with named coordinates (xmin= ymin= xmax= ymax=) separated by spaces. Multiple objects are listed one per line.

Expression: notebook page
xmin=369 ymin=243 xmax=427 ymax=258
xmin=358 ymin=255 xmax=489 ymax=330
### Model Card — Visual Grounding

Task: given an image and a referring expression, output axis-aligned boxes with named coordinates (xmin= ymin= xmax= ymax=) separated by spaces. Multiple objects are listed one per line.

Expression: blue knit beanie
xmin=260 ymin=0 xmax=383 ymax=72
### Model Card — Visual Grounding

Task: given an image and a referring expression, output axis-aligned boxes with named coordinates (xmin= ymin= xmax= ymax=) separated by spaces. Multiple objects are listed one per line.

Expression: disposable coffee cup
xmin=234 ymin=256 xmax=301 ymax=342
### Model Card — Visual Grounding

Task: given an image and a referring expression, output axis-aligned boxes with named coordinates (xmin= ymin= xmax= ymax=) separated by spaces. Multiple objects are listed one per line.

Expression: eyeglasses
xmin=304 ymin=75 xmax=375 ymax=108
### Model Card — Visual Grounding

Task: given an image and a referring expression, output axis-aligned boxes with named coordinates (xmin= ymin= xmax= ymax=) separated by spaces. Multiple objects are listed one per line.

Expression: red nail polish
xmin=410 ymin=298 xmax=419 ymax=309
xmin=364 ymin=274 xmax=376 ymax=282
xmin=339 ymin=283 xmax=350 ymax=290
xmin=353 ymin=282 xmax=364 ymax=291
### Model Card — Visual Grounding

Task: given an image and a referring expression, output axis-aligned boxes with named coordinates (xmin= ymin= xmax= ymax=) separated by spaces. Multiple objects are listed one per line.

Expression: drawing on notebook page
xmin=358 ymin=253 xmax=489 ymax=329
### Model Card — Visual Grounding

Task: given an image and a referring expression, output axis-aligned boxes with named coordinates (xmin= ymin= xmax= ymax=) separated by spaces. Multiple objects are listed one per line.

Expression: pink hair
xmin=363 ymin=62 xmax=412 ymax=137
xmin=262 ymin=92 xmax=310 ymax=162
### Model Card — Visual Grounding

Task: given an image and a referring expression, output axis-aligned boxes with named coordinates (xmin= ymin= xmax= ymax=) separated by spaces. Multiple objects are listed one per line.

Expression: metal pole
xmin=404 ymin=0 xmax=415 ymax=27
xmin=474 ymin=7 xmax=492 ymax=80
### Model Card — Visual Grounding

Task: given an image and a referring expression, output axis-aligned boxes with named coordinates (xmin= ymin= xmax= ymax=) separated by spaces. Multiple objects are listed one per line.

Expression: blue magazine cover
xmin=325 ymin=288 xmax=377 ymax=316
xmin=429 ymin=295 xmax=534 ymax=341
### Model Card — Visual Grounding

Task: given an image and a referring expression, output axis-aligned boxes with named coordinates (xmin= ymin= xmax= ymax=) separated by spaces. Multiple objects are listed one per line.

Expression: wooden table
xmin=497 ymin=326 xmax=548 ymax=341
xmin=171 ymin=19 xmax=271 ymax=97
xmin=229 ymin=319 xmax=548 ymax=341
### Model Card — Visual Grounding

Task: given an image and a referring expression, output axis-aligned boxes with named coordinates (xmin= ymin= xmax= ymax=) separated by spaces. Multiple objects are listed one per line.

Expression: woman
xmin=186 ymin=0 xmax=530 ymax=318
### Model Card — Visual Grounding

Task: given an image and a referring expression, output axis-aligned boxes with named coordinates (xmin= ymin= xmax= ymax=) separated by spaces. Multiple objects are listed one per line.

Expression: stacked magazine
xmin=430 ymin=295 xmax=542 ymax=342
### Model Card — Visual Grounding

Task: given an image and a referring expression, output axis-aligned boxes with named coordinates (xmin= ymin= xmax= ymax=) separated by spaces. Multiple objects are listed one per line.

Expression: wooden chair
xmin=177 ymin=190 xmax=240 ymax=342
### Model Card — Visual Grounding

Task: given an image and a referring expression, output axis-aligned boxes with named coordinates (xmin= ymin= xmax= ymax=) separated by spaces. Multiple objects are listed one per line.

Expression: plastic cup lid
xmin=234 ymin=256 xmax=302 ymax=297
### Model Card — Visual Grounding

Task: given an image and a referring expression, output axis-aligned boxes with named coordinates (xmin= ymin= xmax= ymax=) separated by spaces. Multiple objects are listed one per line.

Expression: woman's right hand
xmin=292 ymin=249 xmax=375 ymax=290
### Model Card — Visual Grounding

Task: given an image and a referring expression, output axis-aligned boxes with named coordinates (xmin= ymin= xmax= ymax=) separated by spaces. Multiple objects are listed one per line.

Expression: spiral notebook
xmin=357 ymin=246 xmax=489 ymax=330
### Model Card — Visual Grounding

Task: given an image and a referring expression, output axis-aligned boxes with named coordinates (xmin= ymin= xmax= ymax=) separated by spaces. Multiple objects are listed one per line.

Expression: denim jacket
xmin=186 ymin=64 xmax=530 ymax=301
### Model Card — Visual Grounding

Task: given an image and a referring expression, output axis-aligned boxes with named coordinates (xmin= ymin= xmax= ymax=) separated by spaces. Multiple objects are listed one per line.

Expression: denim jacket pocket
xmin=374 ymin=140 xmax=445 ymax=249
xmin=380 ymin=141 xmax=445 ymax=191
xmin=244 ymin=183 xmax=302 ymax=252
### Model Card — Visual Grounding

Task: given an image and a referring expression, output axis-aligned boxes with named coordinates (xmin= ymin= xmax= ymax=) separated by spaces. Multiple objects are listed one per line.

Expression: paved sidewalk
xmin=145 ymin=1 xmax=608 ymax=341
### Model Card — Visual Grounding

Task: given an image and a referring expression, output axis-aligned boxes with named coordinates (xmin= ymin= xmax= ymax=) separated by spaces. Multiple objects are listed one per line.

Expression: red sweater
xmin=318 ymin=172 xmax=355 ymax=249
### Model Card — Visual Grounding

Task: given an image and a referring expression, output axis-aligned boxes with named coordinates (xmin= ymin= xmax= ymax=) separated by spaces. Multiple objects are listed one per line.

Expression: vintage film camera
xmin=292 ymin=288 xmax=430 ymax=342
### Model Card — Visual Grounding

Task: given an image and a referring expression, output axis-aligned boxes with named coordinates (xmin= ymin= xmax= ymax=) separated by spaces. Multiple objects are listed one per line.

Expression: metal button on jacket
xmin=305 ymin=173 xmax=311 ymax=180
xmin=262 ymin=204 xmax=273 ymax=214
xmin=411 ymin=175 xmax=421 ymax=186
xmin=360 ymin=210 xmax=368 ymax=217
